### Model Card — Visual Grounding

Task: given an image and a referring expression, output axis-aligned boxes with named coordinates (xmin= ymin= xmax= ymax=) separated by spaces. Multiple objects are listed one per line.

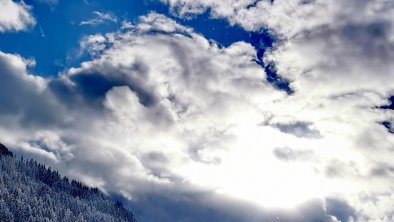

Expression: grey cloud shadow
xmin=0 ymin=55 xmax=65 ymax=128
xmin=303 ymin=20 xmax=394 ymax=67
xmin=369 ymin=163 xmax=394 ymax=177
xmin=269 ymin=121 xmax=321 ymax=138
xmin=273 ymin=146 xmax=314 ymax=162
xmin=326 ymin=198 xmax=358 ymax=222
xmin=139 ymin=151 xmax=175 ymax=180
xmin=115 ymin=191 xmax=342 ymax=222
xmin=324 ymin=160 xmax=360 ymax=178
xmin=49 ymin=63 xmax=157 ymax=111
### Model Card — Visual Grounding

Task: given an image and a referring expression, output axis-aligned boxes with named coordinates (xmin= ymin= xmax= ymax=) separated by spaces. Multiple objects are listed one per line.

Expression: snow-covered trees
xmin=0 ymin=144 xmax=135 ymax=222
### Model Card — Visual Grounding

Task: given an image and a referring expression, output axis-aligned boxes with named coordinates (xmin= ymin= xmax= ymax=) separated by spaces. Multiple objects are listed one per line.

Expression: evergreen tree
xmin=0 ymin=144 xmax=136 ymax=222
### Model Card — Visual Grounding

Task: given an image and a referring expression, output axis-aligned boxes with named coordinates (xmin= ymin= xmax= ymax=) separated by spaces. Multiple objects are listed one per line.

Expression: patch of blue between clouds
xmin=378 ymin=96 xmax=394 ymax=134
xmin=0 ymin=0 xmax=293 ymax=94
xmin=178 ymin=9 xmax=293 ymax=94
xmin=379 ymin=96 xmax=394 ymax=110
xmin=246 ymin=0 xmax=275 ymax=9
xmin=381 ymin=121 xmax=394 ymax=134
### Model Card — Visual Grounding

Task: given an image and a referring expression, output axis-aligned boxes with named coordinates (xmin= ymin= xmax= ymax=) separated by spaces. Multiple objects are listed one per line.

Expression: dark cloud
xmin=70 ymin=73 xmax=114 ymax=104
xmin=49 ymin=72 xmax=114 ymax=110
xmin=273 ymin=147 xmax=313 ymax=162
xmin=49 ymin=62 xmax=155 ymax=110
xmin=140 ymin=151 xmax=173 ymax=179
xmin=325 ymin=160 xmax=360 ymax=178
xmin=273 ymin=121 xmax=320 ymax=138
xmin=125 ymin=193 xmax=247 ymax=222
xmin=369 ymin=164 xmax=394 ymax=177
xmin=304 ymin=21 xmax=394 ymax=63
xmin=326 ymin=198 xmax=358 ymax=222
xmin=0 ymin=53 xmax=64 ymax=128
xmin=122 ymin=192 xmax=340 ymax=222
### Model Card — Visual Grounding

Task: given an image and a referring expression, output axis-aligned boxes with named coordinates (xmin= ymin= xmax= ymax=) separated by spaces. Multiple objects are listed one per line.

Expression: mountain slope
xmin=0 ymin=143 xmax=136 ymax=222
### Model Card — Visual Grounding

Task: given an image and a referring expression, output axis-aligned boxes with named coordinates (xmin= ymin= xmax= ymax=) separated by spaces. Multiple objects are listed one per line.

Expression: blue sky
xmin=1 ymin=0 xmax=394 ymax=222
xmin=0 ymin=0 xmax=293 ymax=94
xmin=0 ymin=0 xmax=253 ymax=75
xmin=0 ymin=0 xmax=165 ymax=75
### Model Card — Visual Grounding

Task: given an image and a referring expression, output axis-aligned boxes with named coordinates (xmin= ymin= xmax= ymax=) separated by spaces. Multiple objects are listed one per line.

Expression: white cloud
xmin=136 ymin=12 xmax=192 ymax=33
xmin=1 ymin=8 xmax=394 ymax=222
xmin=0 ymin=0 xmax=36 ymax=32
xmin=79 ymin=34 xmax=108 ymax=56
xmin=161 ymin=0 xmax=323 ymax=35
xmin=80 ymin=11 xmax=118 ymax=26
xmin=155 ymin=2 xmax=394 ymax=219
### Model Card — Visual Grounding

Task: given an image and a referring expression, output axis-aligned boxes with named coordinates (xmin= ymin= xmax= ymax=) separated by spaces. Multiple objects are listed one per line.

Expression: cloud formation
xmin=1 ymin=4 xmax=394 ymax=222
xmin=80 ymin=11 xmax=118 ymax=26
xmin=152 ymin=2 xmax=394 ymax=219
xmin=0 ymin=0 xmax=36 ymax=32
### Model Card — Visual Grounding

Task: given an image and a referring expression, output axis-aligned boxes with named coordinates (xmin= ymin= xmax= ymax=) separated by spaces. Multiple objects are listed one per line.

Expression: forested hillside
xmin=0 ymin=143 xmax=136 ymax=222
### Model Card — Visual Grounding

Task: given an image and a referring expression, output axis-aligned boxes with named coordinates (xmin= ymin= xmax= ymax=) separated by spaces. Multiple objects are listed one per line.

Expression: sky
xmin=0 ymin=0 xmax=394 ymax=221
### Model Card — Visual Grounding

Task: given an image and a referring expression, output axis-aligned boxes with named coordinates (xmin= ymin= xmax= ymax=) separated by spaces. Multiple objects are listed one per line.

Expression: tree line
xmin=0 ymin=143 xmax=136 ymax=222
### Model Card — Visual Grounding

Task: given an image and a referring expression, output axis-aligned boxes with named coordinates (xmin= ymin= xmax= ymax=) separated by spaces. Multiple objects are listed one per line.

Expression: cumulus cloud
xmin=0 ymin=52 xmax=64 ymax=127
xmin=1 ymin=7 xmax=394 ymax=222
xmin=160 ymin=0 xmax=324 ymax=35
xmin=0 ymin=0 xmax=36 ymax=32
xmin=79 ymin=34 xmax=108 ymax=57
xmin=80 ymin=11 xmax=118 ymax=26
xmin=152 ymin=1 xmax=394 ymax=219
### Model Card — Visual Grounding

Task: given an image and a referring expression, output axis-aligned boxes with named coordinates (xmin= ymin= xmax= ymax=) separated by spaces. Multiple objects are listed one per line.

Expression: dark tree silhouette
xmin=0 ymin=143 xmax=13 ymax=157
